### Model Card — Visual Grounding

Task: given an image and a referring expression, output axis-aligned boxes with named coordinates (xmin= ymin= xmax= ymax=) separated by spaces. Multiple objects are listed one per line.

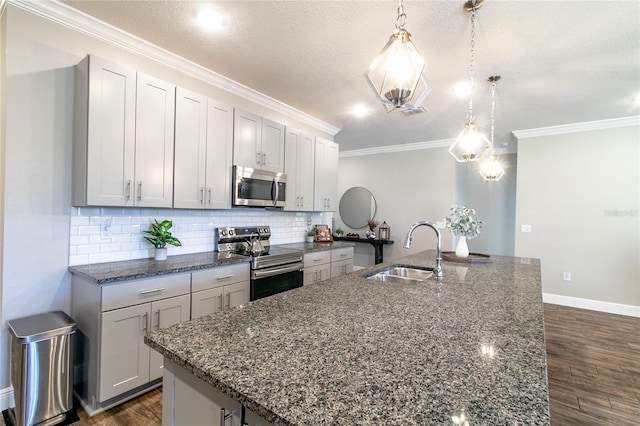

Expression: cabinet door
xmin=304 ymin=265 xmax=330 ymax=286
xmin=331 ymin=259 xmax=354 ymax=278
xmin=298 ymin=132 xmax=315 ymax=211
xmin=191 ymin=287 xmax=224 ymax=320
xmin=314 ymin=137 xmax=339 ymax=211
xmin=173 ymin=88 xmax=208 ymax=209
xmin=284 ymin=128 xmax=301 ymax=211
xmin=85 ymin=55 xmax=136 ymax=206
xmin=149 ymin=294 xmax=191 ymax=381
xmin=134 ymin=73 xmax=175 ymax=207
xmin=233 ymin=109 xmax=262 ymax=168
xmin=100 ymin=304 xmax=151 ymax=401
xmin=261 ymin=118 xmax=285 ymax=173
xmin=224 ymin=281 xmax=250 ymax=309
xmin=206 ymin=100 xmax=234 ymax=209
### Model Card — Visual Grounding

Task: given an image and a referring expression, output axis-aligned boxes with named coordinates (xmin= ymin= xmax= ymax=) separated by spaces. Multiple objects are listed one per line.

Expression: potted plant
xmin=444 ymin=205 xmax=483 ymax=258
xmin=334 ymin=227 xmax=344 ymax=237
xmin=143 ymin=219 xmax=182 ymax=260
xmin=306 ymin=228 xmax=315 ymax=243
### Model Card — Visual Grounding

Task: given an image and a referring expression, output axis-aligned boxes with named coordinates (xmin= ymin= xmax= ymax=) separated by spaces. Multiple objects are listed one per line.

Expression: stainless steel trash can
xmin=8 ymin=311 xmax=76 ymax=426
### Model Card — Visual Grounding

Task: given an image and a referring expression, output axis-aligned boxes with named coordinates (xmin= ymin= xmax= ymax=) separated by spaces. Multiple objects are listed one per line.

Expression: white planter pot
xmin=154 ymin=248 xmax=168 ymax=261
xmin=306 ymin=236 xmax=315 ymax=243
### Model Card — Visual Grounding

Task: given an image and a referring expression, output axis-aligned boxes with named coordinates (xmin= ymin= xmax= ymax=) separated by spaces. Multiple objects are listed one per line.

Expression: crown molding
xmin=339 ymin=138 xmax=453 ymax=158
xmin=512 ymin=116 xmax=640 ymax=139
xmin=8 ymin=0 xmax=340 ymax=136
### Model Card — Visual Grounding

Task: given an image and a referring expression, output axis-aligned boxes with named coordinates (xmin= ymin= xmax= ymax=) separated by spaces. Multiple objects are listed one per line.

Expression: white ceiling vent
xmin=401 ymin=105 xmax=427 ymax=116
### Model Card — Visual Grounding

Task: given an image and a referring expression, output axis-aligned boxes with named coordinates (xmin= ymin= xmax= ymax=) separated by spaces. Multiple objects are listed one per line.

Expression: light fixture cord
xmin=467 ymin=5 xmax=477 ymax=123
xmin=395 ymin=0 xmax=407 ymax=30
xmin=490 ymin=80 xmax=496 ymax=152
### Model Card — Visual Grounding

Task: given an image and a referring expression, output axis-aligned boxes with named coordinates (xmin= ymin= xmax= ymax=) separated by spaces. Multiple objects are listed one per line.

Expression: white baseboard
xmin=1 ymin=386 xmax=14 ymax=411
xmin=543 ymin=293 xmax=640 ymax=317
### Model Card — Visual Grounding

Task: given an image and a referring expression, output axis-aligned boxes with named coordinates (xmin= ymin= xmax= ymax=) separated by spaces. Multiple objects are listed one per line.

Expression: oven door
xmin=251 ymin=262 xmax=304 ymax=301
xmin=233 ymin=166 xmax=286 ymax=208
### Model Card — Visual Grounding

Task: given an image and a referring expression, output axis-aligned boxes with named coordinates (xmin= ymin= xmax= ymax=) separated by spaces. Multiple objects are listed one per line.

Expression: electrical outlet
xmin=521 ymin=224 xmax=532 ymax=233
xmin=102 ymin=219 xmax=111 ymax=237
xmin=520 ymin=257 xmax=531 ymax=264
xmin=563 ymin=271 xmax=571 ymax=281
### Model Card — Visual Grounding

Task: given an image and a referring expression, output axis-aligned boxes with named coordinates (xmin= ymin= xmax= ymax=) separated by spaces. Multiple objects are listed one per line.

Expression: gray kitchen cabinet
xmin=313 ymin=137 xmax=339 ymax=211
xmin=173 ymin=88 xmax=233 ymax=209
xmin=303 ymin=251 xmax=331 ymax=285
xmin=330 ymin=247 xmax=354 ymax=278
xmin=284 ymin=127 xmax=315 ymax=211
xmin=191 ymin=263 xmax=250 ymax=319
xmin=73 ymin=54 xmax=175 ymax=207
xmin=233 ymin=109 xmax=285 ymax=173
xmin=72 ymin=272 xmax=190 ymax=413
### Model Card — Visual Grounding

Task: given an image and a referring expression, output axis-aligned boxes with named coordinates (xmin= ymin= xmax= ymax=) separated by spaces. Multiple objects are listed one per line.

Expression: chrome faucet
xmin=403 ymin=221 xmax=443 ymax=279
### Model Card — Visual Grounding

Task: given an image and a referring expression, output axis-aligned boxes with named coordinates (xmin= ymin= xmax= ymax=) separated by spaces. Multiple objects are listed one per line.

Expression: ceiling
xmin=58 ymin=0 xmax=640 ymax=152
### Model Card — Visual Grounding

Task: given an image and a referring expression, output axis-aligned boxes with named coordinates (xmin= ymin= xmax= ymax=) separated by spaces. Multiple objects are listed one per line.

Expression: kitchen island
xmin=145 ymin=250 xmax=550 ymax=425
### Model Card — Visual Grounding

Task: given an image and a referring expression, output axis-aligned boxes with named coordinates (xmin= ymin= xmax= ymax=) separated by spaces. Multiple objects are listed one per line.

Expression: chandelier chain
xmin=467 ymin=6 xmax=476 ymax=122
xmin=490 ymin=81 xmax=496 ymax=148
xmin=396 ymin=0 xmax=407 ymax=29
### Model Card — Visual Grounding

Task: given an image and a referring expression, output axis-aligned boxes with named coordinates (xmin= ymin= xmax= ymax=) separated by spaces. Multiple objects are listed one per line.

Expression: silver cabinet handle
xmin=219 ymin=294 xmax=224 ymax=312
xmin=220 ymin=408 xmax=233 ymax=426
xmin=142 ymin=312 xmax=148 ymax=333
xmin=216 ymin=274 xmax=234 ymax=280
xmin=140 ymin=287 xmax=165 ymax=295
xmin=300 ymin=195 xmax=304 ymax=208
xmin=200 ymin=187 xmax=205 ymax=203
xmin=126 ymin=180 xmax=132 ymax=200
xmin=137 ymin=182 xmax=143 ymax=201
xmin=208 ymin=188 xmax=212 ymax=204
xmin=256 ymin=152 xmax=261 ymax=166
xmin=155 ymin=309 xmax=160 ymax=331
xmin=226 ymin=293 xmax=231 ymax=309
xmin=262 ymin=152 xmax=267 ymax=165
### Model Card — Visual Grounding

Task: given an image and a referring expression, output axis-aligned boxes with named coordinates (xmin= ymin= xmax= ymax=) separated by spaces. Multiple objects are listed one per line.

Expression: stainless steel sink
xmin=365 ymin=265 xmax=434 ymax=284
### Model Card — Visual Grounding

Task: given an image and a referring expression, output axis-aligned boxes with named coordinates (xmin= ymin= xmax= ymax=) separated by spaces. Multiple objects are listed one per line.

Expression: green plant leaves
xmin=445 ymin=205 xmax=483 ymax=239
xmin=142 ymin=219 xmax=182 ymax=249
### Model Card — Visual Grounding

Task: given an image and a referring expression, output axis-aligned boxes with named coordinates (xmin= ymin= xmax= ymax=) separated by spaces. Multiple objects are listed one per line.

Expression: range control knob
xmin=228 ymin=229 xmax=234 ymax=236
xmin=220 ymin=230 xmax=227 ymax=237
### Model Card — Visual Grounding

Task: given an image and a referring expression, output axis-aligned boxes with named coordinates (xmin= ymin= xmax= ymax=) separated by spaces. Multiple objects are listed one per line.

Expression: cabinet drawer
xmin=191 ymin=263 xmax=250 ymax=292
xmin=303 ymin=251 xmax=331 ymax=267
xmin=331 ymin=247 xmax=354 ymax=262
xmin=101 ymin=273 xmax=191 ymax=312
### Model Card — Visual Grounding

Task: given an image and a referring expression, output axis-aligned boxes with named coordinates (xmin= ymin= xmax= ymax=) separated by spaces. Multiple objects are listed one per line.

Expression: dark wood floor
xmin=4 ymin=304 xmax=638 ymax=425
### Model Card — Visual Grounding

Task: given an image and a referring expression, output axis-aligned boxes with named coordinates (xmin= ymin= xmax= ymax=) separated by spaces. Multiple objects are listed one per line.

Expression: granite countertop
xmin=145 ymin=250 xmax=549 ymax=425
xmin=68 ymin=251 xmax=250 ymax=284
xmin=276 ymin=240 xmax=355 ymax=253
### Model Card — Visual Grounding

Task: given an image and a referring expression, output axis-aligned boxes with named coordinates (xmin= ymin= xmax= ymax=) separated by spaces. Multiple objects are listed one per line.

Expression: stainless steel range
xmin=215 ymin=226 xmax=303 ymax=301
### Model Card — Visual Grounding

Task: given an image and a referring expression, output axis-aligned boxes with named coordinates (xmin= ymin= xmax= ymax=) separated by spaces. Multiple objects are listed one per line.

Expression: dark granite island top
xmin=145 ymin=250 xmax=550 ymax=425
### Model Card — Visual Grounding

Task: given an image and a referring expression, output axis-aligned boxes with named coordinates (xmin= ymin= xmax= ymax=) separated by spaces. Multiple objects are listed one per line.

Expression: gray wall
xmin=515 ymin=124 xmax=639 ymax=308
xmin=337 ymin=147 xmax=455 ymax=267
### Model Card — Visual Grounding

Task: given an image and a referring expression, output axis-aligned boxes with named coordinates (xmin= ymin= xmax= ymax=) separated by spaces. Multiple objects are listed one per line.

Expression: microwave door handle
xmin=272 ymin=178 xmax=279 ymax=207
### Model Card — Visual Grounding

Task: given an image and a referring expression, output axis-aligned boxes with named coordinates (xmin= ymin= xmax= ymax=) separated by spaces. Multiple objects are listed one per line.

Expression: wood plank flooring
xmin=3 ymin=304 xmax=638 ymax=425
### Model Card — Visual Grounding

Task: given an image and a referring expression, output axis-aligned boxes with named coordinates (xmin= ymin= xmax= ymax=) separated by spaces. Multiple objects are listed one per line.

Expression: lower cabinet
xmin=191 ymin=263 xmax=250 ymax=319
xmin=303 ymin=247 xmax=354 ymax=285
xmin=72 ymin=272 xmax=191 ymax=413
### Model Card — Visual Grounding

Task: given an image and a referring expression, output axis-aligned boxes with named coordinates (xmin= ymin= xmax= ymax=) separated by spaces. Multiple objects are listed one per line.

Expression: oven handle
xmin=252 ymin=263 xmax=303 ymax=279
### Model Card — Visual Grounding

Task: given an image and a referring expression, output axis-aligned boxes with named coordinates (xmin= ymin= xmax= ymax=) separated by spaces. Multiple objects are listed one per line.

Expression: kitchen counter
xmin=276 ymin=240 xmax=355 ymax=253
xmin=145 ymin=250 xmax=550 ymax=425
xmin=68 ymin=251 xmax=249 ymax=284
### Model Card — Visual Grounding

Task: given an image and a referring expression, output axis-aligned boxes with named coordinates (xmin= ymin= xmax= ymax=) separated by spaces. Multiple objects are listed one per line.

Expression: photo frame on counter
xmin=314 ymin=225 xmax=333 ymax=242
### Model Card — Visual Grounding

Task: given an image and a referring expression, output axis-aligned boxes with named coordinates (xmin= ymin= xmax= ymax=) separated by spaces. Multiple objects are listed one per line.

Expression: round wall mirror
xmin=339 ymin=187 xmax=377 ymax=229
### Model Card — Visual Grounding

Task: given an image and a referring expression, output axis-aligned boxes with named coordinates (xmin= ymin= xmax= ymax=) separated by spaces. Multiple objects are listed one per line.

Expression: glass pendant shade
xmin=366 ymin=29 xmax=426 ymax=112
xmin=479 ymin=155 xmax=505 ymax=181
xmin=449 ymin=121 xmax=491 ymax=162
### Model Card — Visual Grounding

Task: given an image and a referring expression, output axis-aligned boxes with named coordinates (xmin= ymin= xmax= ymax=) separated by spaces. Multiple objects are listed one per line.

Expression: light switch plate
xmin=521 ymin=224 xmax=532 ymax=233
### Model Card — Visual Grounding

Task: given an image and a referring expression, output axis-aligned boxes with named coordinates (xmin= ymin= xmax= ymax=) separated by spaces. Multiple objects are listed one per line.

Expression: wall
xmin=515 ymin=123 xmax=640 ymax=314
xmin=0 ymin=3 xmax=6 ymax=409
xmin=337 ymin=147 xmax=455 ymax=267
xmin=454 ymin=154 xmax=517 ymax=256
xmin=0 ymin=4 xmax=333 ymax=395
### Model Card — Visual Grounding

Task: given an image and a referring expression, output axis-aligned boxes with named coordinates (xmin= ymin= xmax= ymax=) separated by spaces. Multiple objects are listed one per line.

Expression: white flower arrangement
xmin=445 ymin=205 xmax=484 ymax=239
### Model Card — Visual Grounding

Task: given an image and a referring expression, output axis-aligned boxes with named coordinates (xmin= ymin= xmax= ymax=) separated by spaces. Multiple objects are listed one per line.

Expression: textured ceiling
xmin=58 ymin=0 xmax=640 ymax=152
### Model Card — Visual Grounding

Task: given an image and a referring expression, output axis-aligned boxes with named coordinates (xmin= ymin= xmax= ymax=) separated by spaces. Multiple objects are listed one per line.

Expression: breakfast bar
xmin=145 ymin=250 xmax=550 ymax=425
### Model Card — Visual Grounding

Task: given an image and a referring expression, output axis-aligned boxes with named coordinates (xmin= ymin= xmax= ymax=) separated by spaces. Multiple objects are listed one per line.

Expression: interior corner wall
xmin=337 ymin=147 xmax=455 ymax=267
xmin=0 ymin=2 xmax=7 ymax=407
xmin=454 ymin=154 xmax=517 ymax=256
xmin=514 ymin=124 xmax=640 ymax=309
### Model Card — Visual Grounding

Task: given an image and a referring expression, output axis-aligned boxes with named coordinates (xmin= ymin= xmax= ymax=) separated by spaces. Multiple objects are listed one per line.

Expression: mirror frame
xmin=339 ymin=187 xmax=377 ymax=229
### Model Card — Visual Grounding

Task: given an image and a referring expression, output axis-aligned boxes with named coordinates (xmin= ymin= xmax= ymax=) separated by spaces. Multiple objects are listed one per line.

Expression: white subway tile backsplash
xmin=69 ymin=207 xmax=329 ymax=265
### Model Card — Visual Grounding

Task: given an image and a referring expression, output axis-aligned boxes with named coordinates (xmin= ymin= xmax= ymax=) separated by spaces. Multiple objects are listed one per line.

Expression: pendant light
xmin=448 ymin=0 xmax=490 ymax=162
xmin=479 ymin=76 xmax=506 ymax=181
xmin=365 ymin=0 xmax=430 ymax=112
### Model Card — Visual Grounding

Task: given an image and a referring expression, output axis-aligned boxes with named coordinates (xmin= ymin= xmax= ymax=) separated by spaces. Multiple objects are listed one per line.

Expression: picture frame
xmin=314 ymin=225 xmax=333 ymax=242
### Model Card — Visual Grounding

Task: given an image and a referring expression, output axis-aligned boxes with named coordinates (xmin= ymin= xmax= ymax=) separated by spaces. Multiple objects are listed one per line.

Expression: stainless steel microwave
xmin=232 ymin=166 xmax=287 ymax=208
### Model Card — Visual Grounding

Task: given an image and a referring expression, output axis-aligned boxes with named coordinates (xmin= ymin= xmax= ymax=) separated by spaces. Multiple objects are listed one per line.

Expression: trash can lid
xmin=7 ymin=311 xmax=77 ymax=343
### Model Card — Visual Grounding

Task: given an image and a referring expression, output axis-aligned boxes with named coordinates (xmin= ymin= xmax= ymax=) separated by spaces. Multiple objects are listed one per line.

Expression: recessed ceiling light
xmin=196 ymin=7 xmax=226 ymax=32
xmin=453 ymin=80 xmax=473 ymax=98
xmin=350 ymin=104 xmax=370 ymax=118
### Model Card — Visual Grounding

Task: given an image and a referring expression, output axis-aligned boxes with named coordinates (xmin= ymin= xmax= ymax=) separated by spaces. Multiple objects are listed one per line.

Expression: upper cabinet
xmin=173 ymin=88 xmax=233 ymax=209
xmin=313 ymin=137 xmax=339 ymax=211
xmin=284 ymin=128 xmax=315 ymax=211
xmin=73 ymin=55 xmax=175 ymax=207
xmin=233 ymin=109 xmax=285 ymax=173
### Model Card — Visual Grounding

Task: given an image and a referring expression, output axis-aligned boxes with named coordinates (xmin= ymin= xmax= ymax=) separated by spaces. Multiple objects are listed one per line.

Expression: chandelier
xmin=448 ymin=0 xmax=491 ymax=162
xmin=479 ymin=75 xmax=506 ymax=181
xmin=365 ymin=0 xmax=430 ymax=112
